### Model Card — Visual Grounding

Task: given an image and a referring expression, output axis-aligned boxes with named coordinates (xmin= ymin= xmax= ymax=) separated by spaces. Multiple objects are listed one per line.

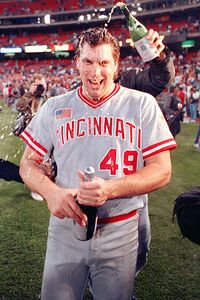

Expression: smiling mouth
xmin=88 ymin=79 xmax=103 ymax=87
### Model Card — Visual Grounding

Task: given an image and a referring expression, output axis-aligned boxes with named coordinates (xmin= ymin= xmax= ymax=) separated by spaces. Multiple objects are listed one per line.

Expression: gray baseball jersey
xmin=21 ymin=84 xmax=176 ymax=219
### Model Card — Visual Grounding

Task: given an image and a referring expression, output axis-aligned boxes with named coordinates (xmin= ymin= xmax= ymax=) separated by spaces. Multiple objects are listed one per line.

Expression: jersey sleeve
xmin=20 ymin=101 xmax=53 ymax=158
xmin=141 ymin=94 xmax=177 ymax=159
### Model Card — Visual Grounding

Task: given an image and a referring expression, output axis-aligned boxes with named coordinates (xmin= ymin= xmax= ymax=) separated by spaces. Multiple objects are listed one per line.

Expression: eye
xmin=100 ymin=61 xmax=109 ymax=66
xmin=83 ymin=58 xmax=93 ymax=65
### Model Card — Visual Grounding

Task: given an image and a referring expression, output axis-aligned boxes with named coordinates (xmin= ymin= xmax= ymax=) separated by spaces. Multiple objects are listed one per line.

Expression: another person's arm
xmin=0 ymin=159 xmax=23 ymax=183
xmin=119 ymin=29 xmax=175 ymax=97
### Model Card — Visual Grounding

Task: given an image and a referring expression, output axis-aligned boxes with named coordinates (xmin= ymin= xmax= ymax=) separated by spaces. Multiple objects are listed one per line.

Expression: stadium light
xmin=44 ymin=14 xmax=51 ymax=24
xmin=98 ymin=15 xmax=107 ymax=19
xmin=0 ymin=47 xmax=22 ymax=54
xmin=87 ymin=14 xmax=91 ymax=21
xmin=78 ymin=15 xmax=84 ymax=21
xmin=24 ymin=45 xmax=48 ymax=53
xmin=130 ymin=10 xmax=137 ymax=16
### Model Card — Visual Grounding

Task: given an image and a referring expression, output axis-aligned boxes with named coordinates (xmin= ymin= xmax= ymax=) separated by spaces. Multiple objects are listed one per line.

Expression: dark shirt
xmin=119 ymin=47 xmax=174 ymax=97
xmin=0 ymin=159 xmax=23 ymax=183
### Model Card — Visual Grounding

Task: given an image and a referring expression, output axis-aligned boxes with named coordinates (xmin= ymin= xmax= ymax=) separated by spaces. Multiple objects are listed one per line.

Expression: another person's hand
xmin=146 ymin=29 xmax=165 ymax=58
xmin=77 ymin=170 xmax=108 ymax=207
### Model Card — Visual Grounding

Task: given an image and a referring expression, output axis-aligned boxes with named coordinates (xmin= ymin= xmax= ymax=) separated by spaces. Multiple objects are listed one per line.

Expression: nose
xmin=91 ymin=64 xmax=102 ymax=78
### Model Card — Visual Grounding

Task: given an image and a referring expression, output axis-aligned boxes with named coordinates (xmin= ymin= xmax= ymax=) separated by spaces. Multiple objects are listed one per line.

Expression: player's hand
xmin=146 ymin=29 xmax=165 ymax=57
xmin=77 ymin=170 xmax=108 ymax=207
xmin=46 ymin=187 xmax=88 ymax=226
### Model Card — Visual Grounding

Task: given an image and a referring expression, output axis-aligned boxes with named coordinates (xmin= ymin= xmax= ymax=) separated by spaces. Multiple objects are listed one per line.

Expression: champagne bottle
xmin=73 ymin=166 xmax=98 ymax=241
xmin=117 ymin=2 xmax=159 ymax=62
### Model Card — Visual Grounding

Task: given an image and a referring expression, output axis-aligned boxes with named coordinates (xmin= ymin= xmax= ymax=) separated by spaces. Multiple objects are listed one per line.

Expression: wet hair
xmin=74 ymin=27 xmax=120 ymax=64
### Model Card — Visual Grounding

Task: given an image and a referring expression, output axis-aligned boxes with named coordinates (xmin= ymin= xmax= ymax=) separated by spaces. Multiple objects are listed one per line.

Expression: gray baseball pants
xmin=41 ymin=213 xmax=138 ymax=300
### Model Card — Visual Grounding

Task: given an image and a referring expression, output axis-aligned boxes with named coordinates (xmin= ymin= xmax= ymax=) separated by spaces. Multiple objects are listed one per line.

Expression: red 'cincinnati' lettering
xmin=93 ymin=116 xmax=102 ymax=136
xmin=77 ymin=118 xmax=85 ymax=138
xmin=115 ymin=118 xmax=125 ymax=140
xmin=103 ymin=117 xmax=113 ymax=135
xmin=66 ymin=120 xmax=75 ymax=140
xmin=57 ymin=116 xmax=139 ymax=147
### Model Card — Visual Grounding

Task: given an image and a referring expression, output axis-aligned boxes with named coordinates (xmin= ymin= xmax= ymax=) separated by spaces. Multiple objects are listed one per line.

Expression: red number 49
xmin=99 ymin=148 xmax=138 ymax=176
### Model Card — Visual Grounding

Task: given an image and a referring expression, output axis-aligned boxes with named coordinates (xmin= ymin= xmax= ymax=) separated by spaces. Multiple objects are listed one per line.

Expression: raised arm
xmin=119 ymin=29 xmax=175 ymax=97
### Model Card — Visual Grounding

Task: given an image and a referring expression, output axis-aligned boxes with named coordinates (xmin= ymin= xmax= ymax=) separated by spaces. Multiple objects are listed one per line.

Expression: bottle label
xmin=134 ymin=36 xmax=159 ymax=62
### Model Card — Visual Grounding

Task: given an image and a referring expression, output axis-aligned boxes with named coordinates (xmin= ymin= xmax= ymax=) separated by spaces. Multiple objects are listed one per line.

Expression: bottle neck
xmin=120 ymin=3 xmax=147 ymax=41
xmin=121 ymin=5 xmax=131 ymax=20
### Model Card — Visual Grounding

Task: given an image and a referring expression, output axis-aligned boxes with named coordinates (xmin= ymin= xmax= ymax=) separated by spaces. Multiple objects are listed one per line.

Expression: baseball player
xmin=20 ymin=28 xmax=177 ymax=300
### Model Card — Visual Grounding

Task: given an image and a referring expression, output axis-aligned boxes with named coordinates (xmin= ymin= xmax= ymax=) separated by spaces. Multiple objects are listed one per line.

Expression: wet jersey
xmin=21 ymin=84 xmax=177 ymax=218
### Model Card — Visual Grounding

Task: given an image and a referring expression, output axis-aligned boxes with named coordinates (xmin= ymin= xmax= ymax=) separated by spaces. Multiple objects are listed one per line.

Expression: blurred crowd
xmin=157 ymin=50 xmax=200 ymax=108
xmin=0 ymin=59 xmax=80 ymax=103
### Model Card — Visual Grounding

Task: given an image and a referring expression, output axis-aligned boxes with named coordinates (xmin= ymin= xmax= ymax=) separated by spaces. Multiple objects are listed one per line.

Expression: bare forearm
xmin=106 ymin=162 xmax=171 ymax=200
xmin=77 ymin=155 xmax=172 ymax=208
xmin=20 ymin=147 xmax=88 ymax=224
xmin=76 ymin=151 xmax=173 ymax=207
xmin=19 ymin=158 xmax=59 ymax=199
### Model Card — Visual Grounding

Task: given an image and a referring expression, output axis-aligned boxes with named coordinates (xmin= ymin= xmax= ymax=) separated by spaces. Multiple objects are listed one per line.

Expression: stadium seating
xmin=0 ymin=18 xmax=192 ymax=48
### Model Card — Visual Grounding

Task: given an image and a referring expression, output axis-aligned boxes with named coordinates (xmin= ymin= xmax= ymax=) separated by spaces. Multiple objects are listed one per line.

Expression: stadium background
xmin=0 ymin=0 xmax=200 ymax=299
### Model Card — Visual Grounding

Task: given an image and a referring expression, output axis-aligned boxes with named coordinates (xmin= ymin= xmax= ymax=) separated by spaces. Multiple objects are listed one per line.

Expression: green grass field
xmin=0 ymin=103 xmax=200 ymax=300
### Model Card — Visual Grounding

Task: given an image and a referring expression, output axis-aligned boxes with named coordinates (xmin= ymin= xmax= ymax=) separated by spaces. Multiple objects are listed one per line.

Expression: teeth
xmin=90 ymin=80 xmax=101 ymax=85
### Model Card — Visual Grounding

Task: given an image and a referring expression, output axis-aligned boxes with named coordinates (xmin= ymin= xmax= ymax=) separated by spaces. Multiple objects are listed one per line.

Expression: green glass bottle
xmin=117 ymin=2 xmax=159 ymax=62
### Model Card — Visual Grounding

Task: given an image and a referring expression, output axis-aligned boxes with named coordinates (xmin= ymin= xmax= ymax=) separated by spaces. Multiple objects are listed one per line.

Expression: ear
xmin=113 ymin=62 xmax=119 ymax=81
xmin=114 ymin=61 xmax=118 ymax=72
xmin=76 ymin=57 xmax=80 ymax=72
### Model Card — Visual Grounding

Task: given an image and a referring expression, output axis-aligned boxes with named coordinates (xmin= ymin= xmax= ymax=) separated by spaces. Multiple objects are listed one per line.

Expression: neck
xmin=83 ymin=90 xmax=100 ymax=102
xmin=82 ymin=83 xmax=115 ymax=102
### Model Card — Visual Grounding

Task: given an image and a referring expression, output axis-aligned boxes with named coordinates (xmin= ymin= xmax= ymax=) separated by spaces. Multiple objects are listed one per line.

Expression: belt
xmin=97 ymin=209 xmax=137 ymax=224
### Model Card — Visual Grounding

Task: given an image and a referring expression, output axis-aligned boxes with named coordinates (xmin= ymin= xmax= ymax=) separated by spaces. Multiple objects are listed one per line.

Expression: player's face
xmin=76 ymin=43 xmax=118 ymax=101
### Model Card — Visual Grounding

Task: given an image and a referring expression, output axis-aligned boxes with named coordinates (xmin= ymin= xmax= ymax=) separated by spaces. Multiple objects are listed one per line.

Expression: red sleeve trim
xmin=20 ymin=130 xmax=48 ymax=157
xmin=142 ymin=138 xmax=177 ymax=159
